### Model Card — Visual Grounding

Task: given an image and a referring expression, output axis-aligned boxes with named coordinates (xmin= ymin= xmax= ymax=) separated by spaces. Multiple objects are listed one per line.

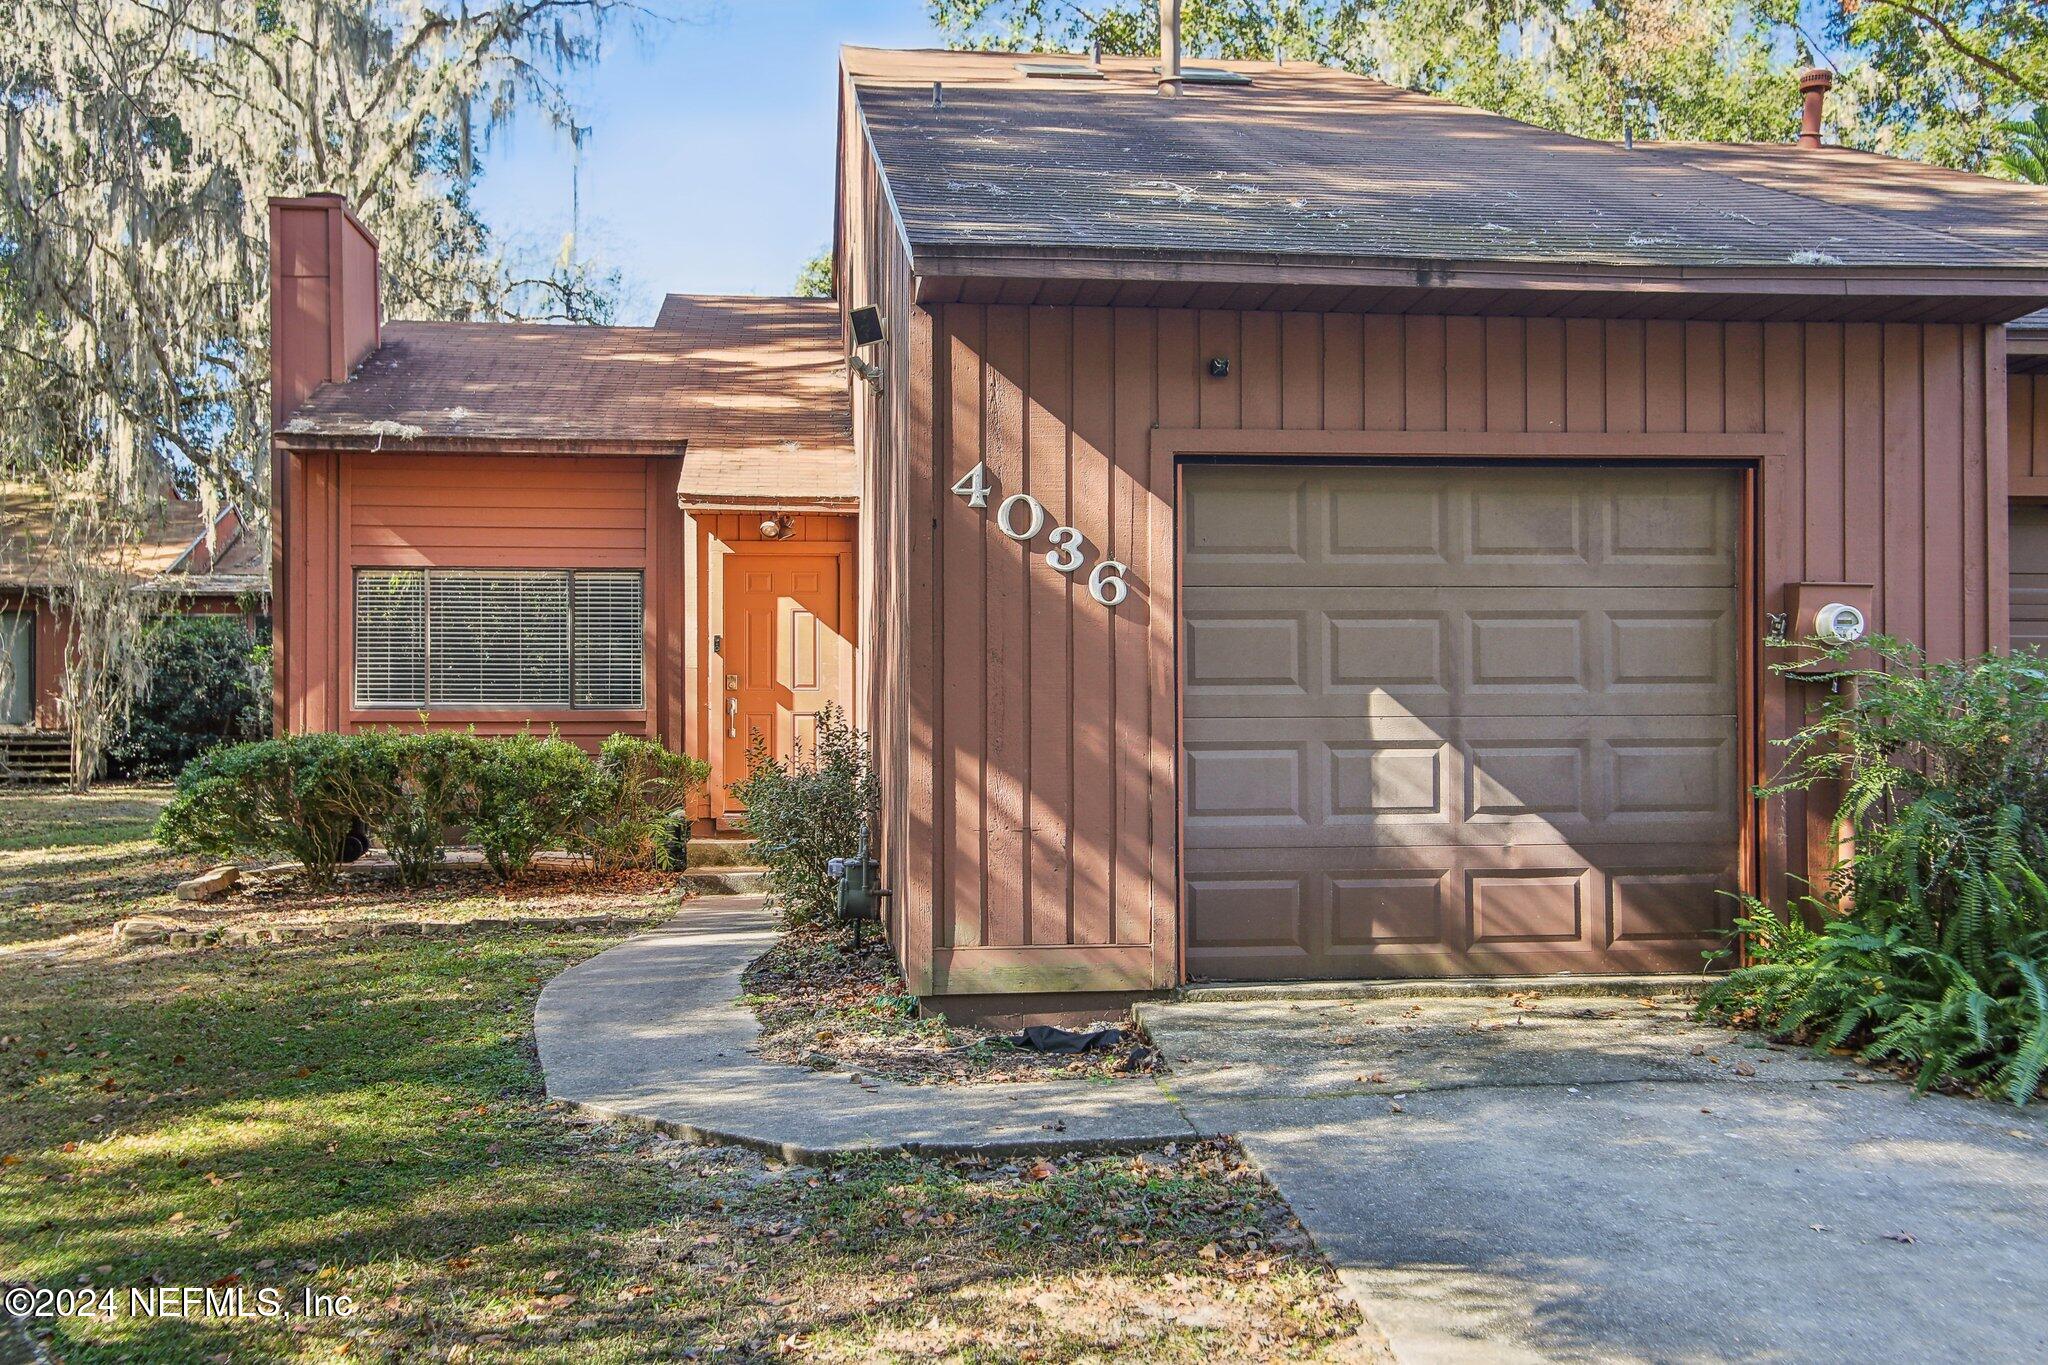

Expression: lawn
xmin=0 ymin=788 xmax=1363 ymax=1362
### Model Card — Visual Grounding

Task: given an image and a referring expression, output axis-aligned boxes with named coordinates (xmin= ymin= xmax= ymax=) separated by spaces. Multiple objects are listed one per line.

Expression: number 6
xmin=1087 ymin=559 xmax=1129 ymax=607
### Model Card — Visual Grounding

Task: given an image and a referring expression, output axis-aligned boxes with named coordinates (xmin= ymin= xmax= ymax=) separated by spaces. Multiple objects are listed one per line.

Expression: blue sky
xmin=472 ymin=1 xmax=945 ymax=325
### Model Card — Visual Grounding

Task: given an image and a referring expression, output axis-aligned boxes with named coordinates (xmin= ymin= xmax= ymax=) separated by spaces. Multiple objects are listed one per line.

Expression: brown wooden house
xmin=270 ymin=47 xmax=2048 ymax=1021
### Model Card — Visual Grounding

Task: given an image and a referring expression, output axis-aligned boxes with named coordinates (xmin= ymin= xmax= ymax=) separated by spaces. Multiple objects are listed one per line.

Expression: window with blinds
xmin=352 ymin=568 xmax=644 ymax=710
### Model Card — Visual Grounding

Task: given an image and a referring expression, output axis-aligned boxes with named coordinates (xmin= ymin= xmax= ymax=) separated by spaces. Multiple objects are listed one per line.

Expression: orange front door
xmin=721 ymin=554 xmax=849 ymax=801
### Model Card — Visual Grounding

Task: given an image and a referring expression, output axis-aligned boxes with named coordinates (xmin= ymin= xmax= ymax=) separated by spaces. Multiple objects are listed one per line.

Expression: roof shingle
xmin=845 ymin=47 xmax=2048 ymax=277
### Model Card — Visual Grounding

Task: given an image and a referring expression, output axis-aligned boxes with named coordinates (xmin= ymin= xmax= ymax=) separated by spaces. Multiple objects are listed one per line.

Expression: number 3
xmin=1045 ymin=525 xmax=1084 ymax=573
xmin=1087 ymin=560 xmax=1129 ymax=607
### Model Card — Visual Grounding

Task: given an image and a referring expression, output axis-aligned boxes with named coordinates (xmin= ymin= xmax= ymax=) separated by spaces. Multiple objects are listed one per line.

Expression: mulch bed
xmin=741 ymin=922 xmax=1162 ymax=1085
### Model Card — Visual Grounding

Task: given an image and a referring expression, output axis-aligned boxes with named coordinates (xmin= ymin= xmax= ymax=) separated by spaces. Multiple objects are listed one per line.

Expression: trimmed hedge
xmin=156 ymin=730 xmax=708 ymax=887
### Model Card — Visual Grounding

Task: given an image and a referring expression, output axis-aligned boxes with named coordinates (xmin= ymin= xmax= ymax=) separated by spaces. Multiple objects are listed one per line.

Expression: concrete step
xmin=680 ymin=867 xmax=770 ymax=896
xmin=1173 ymin=973 xmax=1720 ymax=1006
xmin=682 ymin=837 xmax=757 ymax=869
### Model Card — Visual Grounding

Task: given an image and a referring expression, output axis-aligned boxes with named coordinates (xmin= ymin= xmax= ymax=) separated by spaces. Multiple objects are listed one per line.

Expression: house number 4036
xmin=950 ymin=462 xmax=1130 ymax=607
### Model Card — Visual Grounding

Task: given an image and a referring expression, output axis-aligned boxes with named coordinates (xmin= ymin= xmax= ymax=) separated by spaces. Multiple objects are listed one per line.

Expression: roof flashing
xmin=1015 ymin=60 xmax=1105 ymax=80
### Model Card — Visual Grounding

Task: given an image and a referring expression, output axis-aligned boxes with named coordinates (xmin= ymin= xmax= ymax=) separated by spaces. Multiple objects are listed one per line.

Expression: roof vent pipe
xmin=1797 ymin=68 xmax=1832 ymax=149
xmin=1158 ymin=0 xmax=1184 ymax=96
xmin=932 ymin=80 xmax=943 ymax=108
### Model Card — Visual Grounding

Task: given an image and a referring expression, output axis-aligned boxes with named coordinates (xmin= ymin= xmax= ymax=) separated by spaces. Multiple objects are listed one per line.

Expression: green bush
xmin=354 ymin=730 xmax=475 ymax=887
xmin=465 ymin=732 xmax=595 ymax=881
xmin=156 ymin=732 xmax=377 ymax=887
xmin=729 ymin=704 xmax=876 ymax=925
xmin=107 ymin=614 xmax=270 ymax=780
xmin=1701 ymin=638 xmax=2048 ymax=1103
xmin=572 ymin=734 xmax=710 ymax=874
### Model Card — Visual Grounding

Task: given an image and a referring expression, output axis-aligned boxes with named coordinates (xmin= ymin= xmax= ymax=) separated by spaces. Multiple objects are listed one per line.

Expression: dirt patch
xmin=742 ymin=923 xmax=1161 ymax=1085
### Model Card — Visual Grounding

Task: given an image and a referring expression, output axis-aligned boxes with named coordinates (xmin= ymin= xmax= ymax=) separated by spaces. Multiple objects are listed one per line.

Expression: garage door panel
xmin=1183 ymin=463 xmax=1740 ymax=979
xmin=1183 ymin=844 xmax=1735 ymax=977
xmin=1182 ymin=589 xmax=1735 ymax=717
xmin=1184 ymin=466 xmax=1738 ymax=590
xmin=1184 ymin=715 xmax=1737 ymax=848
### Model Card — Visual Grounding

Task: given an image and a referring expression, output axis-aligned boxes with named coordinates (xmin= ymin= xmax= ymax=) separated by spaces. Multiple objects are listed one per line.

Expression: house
xmin=0 ymin=484 xmax=265 ymax=781
xmin=268 ymin=43 xmax=2048 ymax=1022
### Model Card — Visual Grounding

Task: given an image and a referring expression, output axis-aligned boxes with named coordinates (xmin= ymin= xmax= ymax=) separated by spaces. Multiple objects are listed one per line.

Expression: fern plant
xmin=1701 ymin=638 xmax=2048 ymax=1103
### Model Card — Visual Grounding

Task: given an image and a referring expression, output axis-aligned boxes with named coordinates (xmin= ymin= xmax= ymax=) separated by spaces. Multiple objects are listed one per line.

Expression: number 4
xmin=950 ymin=461 xmax=990 ymax=509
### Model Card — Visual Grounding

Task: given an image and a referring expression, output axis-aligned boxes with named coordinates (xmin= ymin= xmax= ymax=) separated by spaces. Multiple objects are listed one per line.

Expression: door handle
xmin=726 ymin=696 xmax=739 ymax=738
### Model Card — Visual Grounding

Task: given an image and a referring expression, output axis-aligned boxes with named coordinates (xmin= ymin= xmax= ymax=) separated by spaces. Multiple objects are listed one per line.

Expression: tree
xmin=0 ymin=0 xmax=633 ymax=529
xmin=1832 ymin=1 xmax=2047 ymax=170
xmin=43 ymin=476 xmax=168 ymax=791
xmin=929 ymin=1 xmax=1809 ymax=145
xmin=0 ymin=0 xmax=637 ymax=786
xmin=794 ymin=247 xmax=833 ymax=298
xmin=1995 ymin=106 xmax=2048 ymax=183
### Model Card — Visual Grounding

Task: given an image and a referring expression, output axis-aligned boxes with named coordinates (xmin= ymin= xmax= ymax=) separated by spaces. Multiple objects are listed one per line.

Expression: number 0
xmin=996 ymin=492 xmax=1047 ymax=542
xmin=1087 ymin=559 xmax=1129 ymax=607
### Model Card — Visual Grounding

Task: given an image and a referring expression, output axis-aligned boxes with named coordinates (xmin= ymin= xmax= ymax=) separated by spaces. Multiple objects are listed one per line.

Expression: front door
xmin=720 ymin=554 xmax=849 ymax=801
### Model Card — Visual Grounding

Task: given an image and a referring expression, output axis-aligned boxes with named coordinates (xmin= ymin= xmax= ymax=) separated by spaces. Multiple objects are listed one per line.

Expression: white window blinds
xmin=352 ymin=568 xmax=643 ymax=710
xmin=353 ymin=570 xmax=427 ymax=707
xmin=572 ymin=571 xmax=645 ymax=708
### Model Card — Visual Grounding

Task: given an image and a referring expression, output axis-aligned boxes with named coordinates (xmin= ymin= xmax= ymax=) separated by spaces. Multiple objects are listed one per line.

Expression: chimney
xmin=1158 ymin=0 xmax=1183 ymax=96
xmin=267 ymin=194 xmax=381 ymax=428
xmin=1797 ymin=68 xmax=1832 ymax=150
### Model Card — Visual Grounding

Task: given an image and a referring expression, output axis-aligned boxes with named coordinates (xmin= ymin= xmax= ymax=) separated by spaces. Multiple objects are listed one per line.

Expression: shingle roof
xmin=284 ymin=303 xmax=852 ymax=466
xmin=845 ymin=47 xmax=2048 ymax=276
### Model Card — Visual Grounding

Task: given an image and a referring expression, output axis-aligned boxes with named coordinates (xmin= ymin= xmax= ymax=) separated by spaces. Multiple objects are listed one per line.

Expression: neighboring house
xmin=0 ymin=484 xmax=267 ymax=781
xmin=269 ymin=45 xmax=2048 ymax=1022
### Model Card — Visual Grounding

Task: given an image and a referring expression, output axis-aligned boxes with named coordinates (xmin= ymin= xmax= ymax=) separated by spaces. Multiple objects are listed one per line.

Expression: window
xmin=353 ymin=568 xmax=644 ymax=710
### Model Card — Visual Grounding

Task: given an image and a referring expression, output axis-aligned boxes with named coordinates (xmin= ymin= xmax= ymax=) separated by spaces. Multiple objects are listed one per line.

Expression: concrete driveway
xmin=1138 ymin=988 xmax=2048 ymax=1364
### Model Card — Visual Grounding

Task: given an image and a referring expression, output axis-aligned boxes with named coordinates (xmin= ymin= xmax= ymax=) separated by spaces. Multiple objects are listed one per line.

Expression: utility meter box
xmin=1780 ymin=582 xmax=1876 ymax=677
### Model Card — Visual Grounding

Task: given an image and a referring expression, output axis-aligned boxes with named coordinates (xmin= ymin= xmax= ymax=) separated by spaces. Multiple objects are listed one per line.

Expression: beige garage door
xmin=1181 ymin=464 xmax=1742 ymax=979
xmin=2013 ymin=505 xmax=2048 ymax=653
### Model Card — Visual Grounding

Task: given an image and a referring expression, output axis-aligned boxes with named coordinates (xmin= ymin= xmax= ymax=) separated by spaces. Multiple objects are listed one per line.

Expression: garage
xmin=2013 ymin=505 xmax=2048 ymax=653
xmin=1181 ymin=463 xmax=1743 ymax=979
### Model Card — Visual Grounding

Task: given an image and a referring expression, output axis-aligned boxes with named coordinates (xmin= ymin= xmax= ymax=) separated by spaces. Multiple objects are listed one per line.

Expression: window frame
xmin=350 ymin=566 xmax=645 ymax=713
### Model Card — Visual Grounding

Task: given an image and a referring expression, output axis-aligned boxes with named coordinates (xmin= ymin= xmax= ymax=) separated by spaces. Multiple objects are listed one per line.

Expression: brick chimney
xmin=1797 ymin=68 xmax=1832 ymax=150
xmin=267 ymin=194 xmax=379 ymax=736
xmin=267 ymin=194 xmax=381 ymax=428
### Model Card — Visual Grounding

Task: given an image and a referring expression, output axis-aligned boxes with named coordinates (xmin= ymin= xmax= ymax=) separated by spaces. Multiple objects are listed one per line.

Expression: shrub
xmin=353 ymin=730 xmax=475 ymax=887
xmin=464 ymin=732 xmax=595 ymax=881
xmin=156 ymin=732 xmax=377 ymax=887
xmin=1701 ymin=638 xmax=2048 ymax=1103
xmin=106 ymin=614 xmax=270 ymax=779
xmin=729 ymin=704 xmax=876 ymax=925
xmin=572 ymin=734 xmax=710 ymax=874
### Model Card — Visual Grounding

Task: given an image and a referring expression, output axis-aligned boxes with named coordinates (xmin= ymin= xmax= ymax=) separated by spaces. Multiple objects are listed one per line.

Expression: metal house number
xmin=949 ymin=462 xmax=1130 ymax=607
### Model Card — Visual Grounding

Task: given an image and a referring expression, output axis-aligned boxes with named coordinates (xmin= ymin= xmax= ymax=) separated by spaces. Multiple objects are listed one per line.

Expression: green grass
xmin=0 ymin=790 xmax=1359 ymax=1361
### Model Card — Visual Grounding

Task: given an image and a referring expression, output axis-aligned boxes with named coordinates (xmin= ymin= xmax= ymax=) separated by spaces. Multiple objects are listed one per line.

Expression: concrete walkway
xmin=1138 ymin=992 xmax=2048 ymax=1364
xmin=534 ymin=896 xmax=1203 ymax=1162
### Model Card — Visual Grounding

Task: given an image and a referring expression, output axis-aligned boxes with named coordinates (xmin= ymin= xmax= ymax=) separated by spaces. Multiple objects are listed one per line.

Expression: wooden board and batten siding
xmin=278 ymin=450 xmax=689 ymax=750
xmin=849 ymin=251 xmax=2008 ymax=996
